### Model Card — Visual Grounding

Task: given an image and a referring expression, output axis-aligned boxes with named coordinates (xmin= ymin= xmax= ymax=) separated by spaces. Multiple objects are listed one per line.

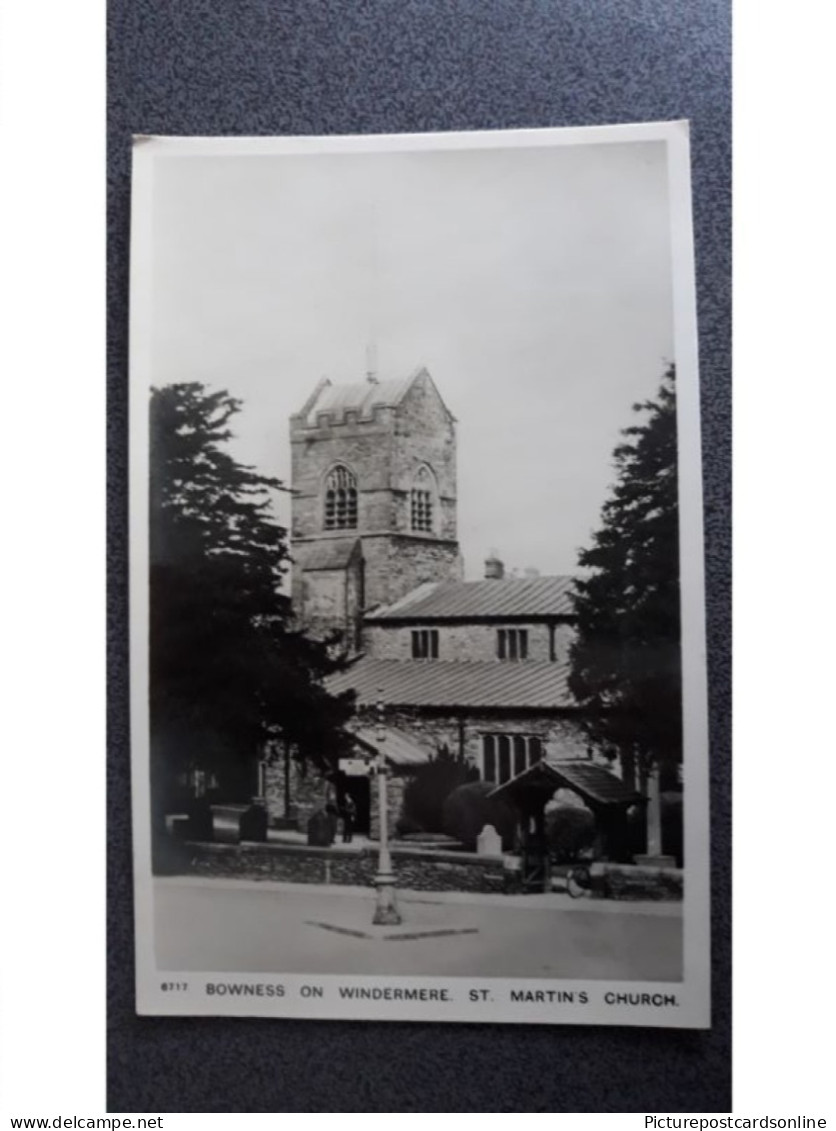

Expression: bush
xmin=442 ymin=781 xmax=516 ymax=850
xmin=546 ymin=805 xmax=596 ymax=863
xmin=401 ymin=745 xmax=478 ymax=834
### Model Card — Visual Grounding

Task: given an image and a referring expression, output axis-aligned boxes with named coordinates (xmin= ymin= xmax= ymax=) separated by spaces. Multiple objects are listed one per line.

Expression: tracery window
xmin=481 ymin=734 xmax=543 ymax=784
xmin=324 ymin=465 xmax=357 ymax=529
xmin=410 ymin=464 xmax=436 ymax=533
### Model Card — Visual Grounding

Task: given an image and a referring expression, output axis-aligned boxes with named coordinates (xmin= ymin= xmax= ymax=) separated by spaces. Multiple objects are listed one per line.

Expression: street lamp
xmin=372 ymin=697 xmax=401 ymax=926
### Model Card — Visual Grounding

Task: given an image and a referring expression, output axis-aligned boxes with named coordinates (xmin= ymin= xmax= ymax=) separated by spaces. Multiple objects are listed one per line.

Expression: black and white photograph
xmin=129 ymin=123 xmax=710 ymax=1027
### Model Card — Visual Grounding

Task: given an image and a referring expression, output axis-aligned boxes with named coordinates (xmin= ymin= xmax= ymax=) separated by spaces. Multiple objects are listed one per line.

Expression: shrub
xmin=401 ymin=745 xmax=478 ymax=834
xmin=546 ymin=804 xmax=596 ymax=863
xmin=442 ymin=781 xmax=516 ymax=850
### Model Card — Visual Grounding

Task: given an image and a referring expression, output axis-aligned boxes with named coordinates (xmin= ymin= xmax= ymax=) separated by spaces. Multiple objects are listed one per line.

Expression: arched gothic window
xmin=410 ymin=464 xmax=437 ymax=533
xmin=324 ymin=465 xmax=357 ymax=529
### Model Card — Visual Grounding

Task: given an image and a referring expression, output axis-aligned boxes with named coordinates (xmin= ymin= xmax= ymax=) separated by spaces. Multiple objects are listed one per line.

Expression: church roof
xmin=351 ymin=724 xmax=433 ymax=766
xmin=365 ymin=575 xmax=576 ymax=622
xmin=295 ymin=367 xmax=453 ymax=425
xmin=327 ymin=657 xmax=577 ymax=710
xmin=488 ymin=760 xmax=639 ymax=807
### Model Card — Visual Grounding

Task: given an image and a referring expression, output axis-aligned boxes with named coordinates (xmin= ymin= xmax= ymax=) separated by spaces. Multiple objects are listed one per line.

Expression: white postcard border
xmin=129 ymin=121 xmax=711 ymax=1028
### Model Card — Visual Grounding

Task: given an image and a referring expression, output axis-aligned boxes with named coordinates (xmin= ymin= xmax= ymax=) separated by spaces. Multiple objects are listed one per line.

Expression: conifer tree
xmin=569 ymin=365 xmax=681 ymax=783
xmin=149 ymin=383 xmax=354 ymax=815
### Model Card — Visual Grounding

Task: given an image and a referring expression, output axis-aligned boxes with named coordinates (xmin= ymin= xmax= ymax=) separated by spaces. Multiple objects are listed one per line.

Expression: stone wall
xmin=179 ymin=840 xmax=506 ymax=893
xmin=261 ymin=756 xmax=332 ymax=828
xmin=356 ymin=706 xmax=594 ymax=774
xmin=595 ymin=863 xmax=684 ymax=901
xmin=359 ymin=533 xmax=462 ymax=610
xmin=368 ymin=770 xmax=407 ymax=841
xmin=391 ymin=369 xmax=458 ymax=540
xmin=295 ymin=548 xmax=365 ymax=646
xmin=289 ymin=369 xmax=462 ymax=618
xmin=364 ymin=620 xmax=575 ymax=662
xmin=262 ymin=710 xmax=612 ymax=840
xmin=290 ymin=410 xmax=396 ymax=540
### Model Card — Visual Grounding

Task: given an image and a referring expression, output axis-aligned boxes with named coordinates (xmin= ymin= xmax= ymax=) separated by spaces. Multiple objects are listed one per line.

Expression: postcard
xmin=129 ymin=122 xmax=710 ymax=1027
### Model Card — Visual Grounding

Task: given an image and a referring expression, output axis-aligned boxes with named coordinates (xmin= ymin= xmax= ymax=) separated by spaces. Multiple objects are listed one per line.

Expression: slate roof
xmin=326 ymin=657 xmax=577 ymax=710
xmin=298 ymin=538 xmax=361 ymax=571
xmin=351 ymin=725 xmax=433 ymax=766
xmin=298 ymin=367 xmax=451 ymax=425
xmin=488 ymin=759 xmax=639 ymax=807
xmin=546 ymin=760 xmax=640 ymax=805
xmin=365 ymin=575 xmax=576 ymax=622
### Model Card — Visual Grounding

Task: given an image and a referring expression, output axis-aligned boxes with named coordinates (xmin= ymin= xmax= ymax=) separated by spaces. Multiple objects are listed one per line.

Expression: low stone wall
xmin=177 ymin=840 xmax=505 ymax=893
xmin=595 ymin=863 xmax=684 ymax=901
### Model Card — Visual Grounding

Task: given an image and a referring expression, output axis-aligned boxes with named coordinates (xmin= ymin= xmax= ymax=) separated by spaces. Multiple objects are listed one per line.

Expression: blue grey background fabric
xmin=107 ymin=0 xmax=730 ymax=1112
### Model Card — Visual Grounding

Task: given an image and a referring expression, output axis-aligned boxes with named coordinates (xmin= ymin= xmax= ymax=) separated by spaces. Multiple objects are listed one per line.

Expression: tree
xmin=398 ymin=743 xmax=479 ymax=835
xmin=149 ymin=383 xmax=355 ymax=823
xmin=568 ymin=364 xmax=681 ymax=791
xmin=442 ymin=781 xmax=517 ymax=850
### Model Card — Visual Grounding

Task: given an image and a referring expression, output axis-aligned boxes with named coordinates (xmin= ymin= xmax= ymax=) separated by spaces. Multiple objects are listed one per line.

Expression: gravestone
xmin=476 ymin=823 xmax=502 ymax=856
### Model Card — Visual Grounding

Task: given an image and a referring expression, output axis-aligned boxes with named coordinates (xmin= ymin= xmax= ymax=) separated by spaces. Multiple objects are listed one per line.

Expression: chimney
xmin=484 ymin=552 xmax=504 ymax=580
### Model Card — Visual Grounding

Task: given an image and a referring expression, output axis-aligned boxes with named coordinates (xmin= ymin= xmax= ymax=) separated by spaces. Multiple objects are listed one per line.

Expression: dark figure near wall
xmin=325 ymin=801 xmax=339 ymax=843
xmin=341 ymin=795 xmax=357 ymax=844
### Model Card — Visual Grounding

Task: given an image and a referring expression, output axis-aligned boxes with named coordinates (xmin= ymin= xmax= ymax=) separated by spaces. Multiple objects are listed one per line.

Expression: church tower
xmin=289 ymin=366 xmax=463 ymax=644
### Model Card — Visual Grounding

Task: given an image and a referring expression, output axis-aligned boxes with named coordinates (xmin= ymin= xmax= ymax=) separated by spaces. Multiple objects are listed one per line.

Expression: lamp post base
xmin=372 ymin=871 xmax=402 ymax=926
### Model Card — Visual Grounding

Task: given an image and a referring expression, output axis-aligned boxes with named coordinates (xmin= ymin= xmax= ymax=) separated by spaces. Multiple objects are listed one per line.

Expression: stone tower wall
xmin=289 ymin=372 xmax=462 ymax=629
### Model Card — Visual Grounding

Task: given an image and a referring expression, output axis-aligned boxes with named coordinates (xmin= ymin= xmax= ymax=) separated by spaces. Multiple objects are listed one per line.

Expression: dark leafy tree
xmin=545 ymin=805 xmax=597 ymax=864
xmin=569 ymin=364 xmax=681 ymax=783
xmin=149 ymin=383 xmax=355 ymax=824
xmin=399 ymin=743 xmax=479 ymax=835
xmin=441 ymin=781 xmax=517 ymax=850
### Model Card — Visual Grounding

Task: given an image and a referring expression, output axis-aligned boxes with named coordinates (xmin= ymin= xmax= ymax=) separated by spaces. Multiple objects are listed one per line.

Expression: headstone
xmin=210 ymin=803 xmax=265 ymax=845
xmin=476 ymin=823 xmax=502 ymax=856
xmin=240 ymin=802 xmax=268 ymax=842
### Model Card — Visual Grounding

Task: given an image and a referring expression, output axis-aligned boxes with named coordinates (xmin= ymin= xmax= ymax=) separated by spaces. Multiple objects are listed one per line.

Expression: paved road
xmin=155 ymin=878 xmax=682 ymax=981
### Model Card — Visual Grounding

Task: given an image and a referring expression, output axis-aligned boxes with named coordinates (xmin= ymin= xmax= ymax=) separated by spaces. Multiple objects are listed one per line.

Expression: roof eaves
xmin=293 ymin=376 xmax=331 ymax=421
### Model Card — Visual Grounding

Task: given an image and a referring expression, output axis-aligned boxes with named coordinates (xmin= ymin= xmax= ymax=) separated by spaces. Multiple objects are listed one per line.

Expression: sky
xmin=148 ymin=138 xmax=674 ymax=581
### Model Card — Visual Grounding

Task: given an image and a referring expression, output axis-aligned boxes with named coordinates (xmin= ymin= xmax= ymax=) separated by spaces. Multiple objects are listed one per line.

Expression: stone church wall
xmin=360 ymin=534 xmax=462 ymax=611
xmin=363 ymin=621 xmax=572 ymax=662
xmin=391 ymin=371 xmax=458 ymax=541
xmin=356 ymin=707 xmax=594 ymax=772
xmin=289 ymin=371 xmax=462 ymax=622
xmin=262 ymin=756 xmax=333 ymax=828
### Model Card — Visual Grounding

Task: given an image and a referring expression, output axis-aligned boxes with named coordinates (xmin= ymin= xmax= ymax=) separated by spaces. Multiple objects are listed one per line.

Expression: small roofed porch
xmin=340 ymin=724 xmax=433 ymax=839
xmin=488 ymin=759 xmax=642 ymax=893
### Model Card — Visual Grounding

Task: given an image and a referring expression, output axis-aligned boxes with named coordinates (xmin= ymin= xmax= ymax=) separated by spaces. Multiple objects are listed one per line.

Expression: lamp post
xmin=372 ymin=698 xmax=401 ymax=926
